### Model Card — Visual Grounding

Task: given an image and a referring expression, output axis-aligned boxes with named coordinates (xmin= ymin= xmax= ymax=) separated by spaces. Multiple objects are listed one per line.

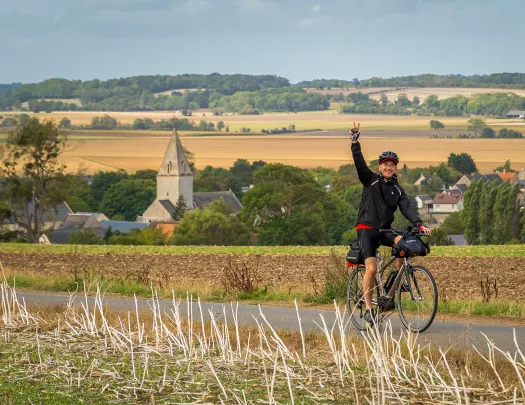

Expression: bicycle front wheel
xmin=346 ymin=266 xmax=378 ymax=331
xmin=397 ymin=265 xmax=437 ymax=333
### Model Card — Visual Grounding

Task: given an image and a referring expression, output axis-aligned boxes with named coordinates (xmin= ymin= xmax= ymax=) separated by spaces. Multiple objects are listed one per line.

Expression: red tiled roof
xmin=498 ymin=172 xmax=518 ymax=183
xmin=151 ymin=223 xmax=179 ymax=238
xmin=432 ymin=192 xmax=462 ymax=204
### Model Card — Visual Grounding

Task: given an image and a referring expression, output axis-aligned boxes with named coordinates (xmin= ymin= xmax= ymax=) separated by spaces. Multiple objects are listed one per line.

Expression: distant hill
xmin=0 ymin=74 xmax=291 ymax=112
xmin=297 ymin=73 xmax=525 ymax=90
xmin=0 ymin=82 xmax=23 ymax=95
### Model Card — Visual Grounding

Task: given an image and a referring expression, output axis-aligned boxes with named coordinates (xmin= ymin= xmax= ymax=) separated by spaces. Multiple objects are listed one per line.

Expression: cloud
xmin=310 ymin=4 xmax=321 ymax=12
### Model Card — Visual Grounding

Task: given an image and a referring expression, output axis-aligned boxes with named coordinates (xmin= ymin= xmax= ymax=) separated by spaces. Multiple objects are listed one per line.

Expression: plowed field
xmin=1 ymin=252 xmax=523 ymax=302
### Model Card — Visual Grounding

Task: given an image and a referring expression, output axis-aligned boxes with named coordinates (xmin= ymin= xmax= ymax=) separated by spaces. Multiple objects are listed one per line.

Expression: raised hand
xmin=350 ymin=122 xmax=360 ymax=142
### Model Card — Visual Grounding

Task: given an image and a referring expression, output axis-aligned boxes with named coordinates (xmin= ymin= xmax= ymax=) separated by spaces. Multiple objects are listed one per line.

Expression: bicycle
xmin=346 ymin=228 xmax=438 ymax=333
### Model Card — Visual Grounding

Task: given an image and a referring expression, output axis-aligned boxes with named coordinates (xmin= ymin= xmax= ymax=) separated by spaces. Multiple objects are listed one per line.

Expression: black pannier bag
xmin=346 ymin=239 xmax=364 ymax=265
xmin=392 ymin=235 xmax=430 ymax=258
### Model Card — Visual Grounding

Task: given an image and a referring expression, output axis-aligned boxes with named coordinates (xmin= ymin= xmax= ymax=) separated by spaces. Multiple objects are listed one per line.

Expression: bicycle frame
xmin=374 ymin=255 xmax=422 ymax=310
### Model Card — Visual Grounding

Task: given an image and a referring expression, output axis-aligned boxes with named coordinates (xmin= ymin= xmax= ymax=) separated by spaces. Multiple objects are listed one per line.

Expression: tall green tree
xmin=429 ymin=120 xmax=445 ymax=135
xmin=494 ymin=159 xmax=514 ymax=173
xmin=0 ymin=119 xmax=76 ymax=242
xmin=422 ymin=95 xmax=440 ymax=110
xmin=242 ymin=164 xmax=329 ymax=245
xmin=309 ymin=167 xmax=337 ymax=187
xmin=171 ymin=205 xmax=250 ymax=245
xmin=323 ymin=193 xmax=357 ymax=244
xmin=435 ymin=163 xmax=453 ymax=185
xmin=447 ymin=152 xmax=477 ymax=174
xmin=100 ymin=179 xmax=156 ymax=221
xmin=503 ymin=183 xmax=520 ymax=241
xmin=343 ymin=185 xmax=363 ymax=210
xmin=194 ymin=166 xmax=232 ymax=192
xmin=429 ymin=227 xmax=455 ymax=246
xmin=89 ymin=170 xmax=129 ymax=210
xmin=90 ymin=115 xmax=118 ymax=130
xmin=59 ymin=117 xmax=71 ymax=129
xmin=492 ymin=181 xmax=512 ymax=244
xmin=460 ymin=179 xmax=483 ymax=244
xmin=171 ymin=195 xmax=187 ymax=221
xmin=480 ymin=127 xmax=496 ymax=138
xmin=229 ymin=159 xmax=254 ymax=187
xmin=439 ymin=211 xmax=464 ymax=235
xmin=467 ymin=118 xmax=487 ymax=137
xmin=478 ymin=181 xmax=499 ymax=244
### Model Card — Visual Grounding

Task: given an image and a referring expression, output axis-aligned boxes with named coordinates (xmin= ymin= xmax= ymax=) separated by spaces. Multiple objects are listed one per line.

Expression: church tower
xmin=139 ymin=128 xmax=243 ymax=223
xmin=156 ymin=129 xmax=193 ymax=208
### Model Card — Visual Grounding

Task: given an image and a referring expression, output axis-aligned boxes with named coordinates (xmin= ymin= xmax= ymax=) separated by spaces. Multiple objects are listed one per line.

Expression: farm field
xmin=53 ymin=134 xmax=525 ymax=172
xmin=1 ymin=243 xmax=524 ymax=319
xmin=3 ymin=110 xmax=525 ymax=133
xmin=306 ymin=86 xmax=525 ymax=101
xmin=2 ymin=111 xmax=524 ymax=172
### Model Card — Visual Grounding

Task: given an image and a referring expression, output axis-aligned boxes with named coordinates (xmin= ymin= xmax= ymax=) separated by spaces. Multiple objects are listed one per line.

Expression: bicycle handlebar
xmin=379 ymin=227 xmax=428 ymax=237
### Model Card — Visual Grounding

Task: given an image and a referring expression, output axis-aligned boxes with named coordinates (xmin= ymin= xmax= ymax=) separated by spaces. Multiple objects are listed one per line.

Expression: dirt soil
xmin=1 ymin=252 xmax=523 ymax=302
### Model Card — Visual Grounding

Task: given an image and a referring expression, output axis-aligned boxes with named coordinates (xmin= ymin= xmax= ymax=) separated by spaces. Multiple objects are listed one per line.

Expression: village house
xmin=46 ymin=213 xmax=149 ymax=244
xmin=428 ymin=190 xmax=463 ymax=226
xmin=4 ymin=201 xmax=73 ymax=232
xmin=415 ymin=194 xmax=433 ymax=214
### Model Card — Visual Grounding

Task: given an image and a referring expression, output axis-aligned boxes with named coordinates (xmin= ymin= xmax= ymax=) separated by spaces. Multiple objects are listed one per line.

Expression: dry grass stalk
xmin=221 ymin=255 xmax=261 ymax=294
xmin=0 ymin=280 xmax=524 ymax=403
xmin=481 ymin=276 xmax=499 ymax=303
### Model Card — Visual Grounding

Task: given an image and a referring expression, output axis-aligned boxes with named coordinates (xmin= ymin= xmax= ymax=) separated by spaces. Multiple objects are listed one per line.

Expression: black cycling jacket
xmin=351 ymin=141 xmax=423 ymax=229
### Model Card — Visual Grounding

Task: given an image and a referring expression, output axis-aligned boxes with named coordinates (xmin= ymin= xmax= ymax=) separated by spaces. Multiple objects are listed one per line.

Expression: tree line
xmin=0 ymin=114 xmax=230 ymax=133
xmin=209 ymin=88 xmax=330 ymax=114
xmin=340 ymin=91 xmax=525 ymax=117
xmin=0 ymin=83 xmax=23 ymax=95
xmin=430 ymin=118 xmax=523 ymax=139
xmin=0 ymin=74 xmax=291 ymax=111
xmin=299 ymin=73 xmax=525 ymax=90
xmin=1 ymin=87 xmax=330 ymax=114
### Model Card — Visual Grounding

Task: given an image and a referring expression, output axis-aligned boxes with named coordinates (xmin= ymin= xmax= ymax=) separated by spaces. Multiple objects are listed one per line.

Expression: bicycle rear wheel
xmin=397 ymin=265 xmax=437 ymax=333
xmin=346 ymin=266 xmax=378 ymax=331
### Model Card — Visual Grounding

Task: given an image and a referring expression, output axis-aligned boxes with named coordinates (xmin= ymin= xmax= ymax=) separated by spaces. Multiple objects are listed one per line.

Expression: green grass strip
xmin=5 ymin=273 xmax=525 ymax=319
xmin=1 ymin=243 xmax=525 ymax=257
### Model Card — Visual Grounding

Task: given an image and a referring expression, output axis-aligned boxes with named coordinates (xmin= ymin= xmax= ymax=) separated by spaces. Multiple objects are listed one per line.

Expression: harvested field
xmin=305 ymin=87 xmax=400 ymax=96
xmin=6 ymin=110 xmax=525 ymax=133
xmin=154 ymin=88 xmax=200 ymax=96
xmin=368 ymin=87 xmax=525 ymax=102
xmin=1 ymin=252 xmax=524 ymax=303
xmin=59 ymin=135 xmax=525 ymax=172
xmin=305 ymin=86 xmax=525 ymax=101
xmin=2 ymin=282 xmax=523 ymax=404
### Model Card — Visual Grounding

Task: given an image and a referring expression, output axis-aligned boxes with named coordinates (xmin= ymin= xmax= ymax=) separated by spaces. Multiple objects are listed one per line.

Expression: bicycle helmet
xmin=379 ymin=151 xmax=399 ymax=165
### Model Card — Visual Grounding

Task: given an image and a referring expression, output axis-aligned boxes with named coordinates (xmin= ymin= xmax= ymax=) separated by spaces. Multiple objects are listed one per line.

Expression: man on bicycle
xmin=350 ymin=123 xmax=431 ymax=326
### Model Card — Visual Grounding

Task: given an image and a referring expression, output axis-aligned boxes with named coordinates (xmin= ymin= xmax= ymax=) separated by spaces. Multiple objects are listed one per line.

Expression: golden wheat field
xmin=58 ymin=134 xmax=525 ymax=173
xmin=6 ymin=110 xmax=525 ymax=133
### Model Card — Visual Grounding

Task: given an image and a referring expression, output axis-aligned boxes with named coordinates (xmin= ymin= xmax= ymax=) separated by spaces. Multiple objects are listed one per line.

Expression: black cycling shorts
xmin=357 ymin=228 xmax=396 ymax=261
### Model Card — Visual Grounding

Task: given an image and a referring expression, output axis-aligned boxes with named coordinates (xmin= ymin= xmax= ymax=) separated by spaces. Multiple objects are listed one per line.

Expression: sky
xmin=1 ymin=0 xmax=524 ymax=84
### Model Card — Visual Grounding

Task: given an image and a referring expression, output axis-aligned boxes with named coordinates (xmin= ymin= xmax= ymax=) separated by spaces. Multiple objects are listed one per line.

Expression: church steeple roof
xmin=158 ymin=129 xmax=192 ymax=176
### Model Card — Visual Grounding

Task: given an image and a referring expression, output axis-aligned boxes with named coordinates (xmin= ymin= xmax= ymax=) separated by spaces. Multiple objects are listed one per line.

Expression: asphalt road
xmin=18 ymin=292 xmax=525 ymax=354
